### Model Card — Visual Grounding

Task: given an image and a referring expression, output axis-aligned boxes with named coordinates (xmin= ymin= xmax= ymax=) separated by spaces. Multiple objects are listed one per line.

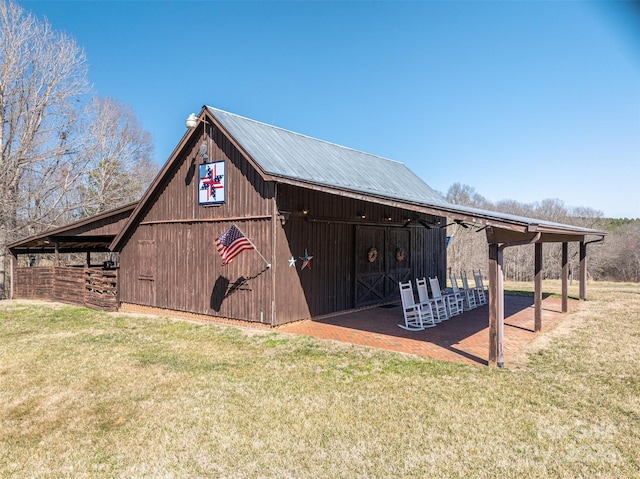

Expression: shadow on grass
xmin=505 ymin=289 xmax=580 ymax=301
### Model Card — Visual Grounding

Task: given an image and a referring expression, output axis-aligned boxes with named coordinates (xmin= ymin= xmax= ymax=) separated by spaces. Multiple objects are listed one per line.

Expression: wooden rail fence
xmin=13 ymin=266 xmax=119 ymax=312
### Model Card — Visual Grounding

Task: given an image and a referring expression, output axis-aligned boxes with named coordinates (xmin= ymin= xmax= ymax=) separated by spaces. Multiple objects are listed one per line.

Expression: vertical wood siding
xmin=118 ymin=127 xmax=446 ymax=325
xmin=139 ymin=127 xmax=272 ymax=223
xmin=118 ymin=126 xmax=275 ymax=323
xmin=13 ymin=266 xmax=118 ymax=311
xmin=274 ymin=218 xmax=354 ymax=323
xmin=273 ymin=184 xmax=447 ymax=323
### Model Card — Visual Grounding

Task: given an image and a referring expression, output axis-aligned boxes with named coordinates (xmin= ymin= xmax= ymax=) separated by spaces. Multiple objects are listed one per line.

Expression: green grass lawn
xmin=1 ymin=282 xmax=639 ymax=478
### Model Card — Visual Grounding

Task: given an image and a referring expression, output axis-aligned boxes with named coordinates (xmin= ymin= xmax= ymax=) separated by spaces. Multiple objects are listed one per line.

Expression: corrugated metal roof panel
xmin=436 ymin=202 xmax=602 ymax=234
xmin=205 ymin=106 xmax=605 ymax=238
xmin=207 ymin=106 xmax=445 ymax=205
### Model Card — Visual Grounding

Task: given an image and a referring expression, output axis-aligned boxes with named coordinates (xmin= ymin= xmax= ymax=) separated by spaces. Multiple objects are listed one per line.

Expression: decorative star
xmin=299 ymin=249 xmax=313 ymax=270
xmin=288 ymin=256 xmax=297 ymax=268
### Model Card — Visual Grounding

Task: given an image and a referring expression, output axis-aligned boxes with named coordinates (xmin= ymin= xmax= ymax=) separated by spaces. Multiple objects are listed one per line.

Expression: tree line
xmin=0 ymin=0 xmax=155 ymax=298
xmin=445 ymin=183 xmax=640 ymax=283
xmin=2 ymin=0 xmax=636 ymax=301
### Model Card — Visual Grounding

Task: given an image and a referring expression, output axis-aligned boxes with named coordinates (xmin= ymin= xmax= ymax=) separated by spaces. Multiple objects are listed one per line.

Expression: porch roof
xmin=8 ymin=203 xmax=137 ymax=255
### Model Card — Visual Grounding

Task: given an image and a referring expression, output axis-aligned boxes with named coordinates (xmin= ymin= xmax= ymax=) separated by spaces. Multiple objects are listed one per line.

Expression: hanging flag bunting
xmin=215 ymin=225 xmax=254 ymax=265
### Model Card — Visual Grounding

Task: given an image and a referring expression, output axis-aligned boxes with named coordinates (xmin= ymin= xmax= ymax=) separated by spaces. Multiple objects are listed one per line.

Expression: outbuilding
xmin=9 ymin=106 xmax=606 ymax=366
xmin=111 ymin=106 xmax=450 ymax=325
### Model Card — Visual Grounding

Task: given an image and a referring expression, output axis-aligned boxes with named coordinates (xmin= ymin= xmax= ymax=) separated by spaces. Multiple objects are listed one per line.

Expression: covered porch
xmin=279 ymin=293 xmax=575 ymax=366
xmin=7 ymin=203 xmax=135 ymax=311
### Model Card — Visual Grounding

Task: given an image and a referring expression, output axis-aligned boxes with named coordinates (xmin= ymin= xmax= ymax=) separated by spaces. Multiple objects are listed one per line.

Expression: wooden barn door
xmin=137 ymin=237 xmax=157 ymax=306
xmin=355 ymin=226 xmax=411 ymax=307
xmin=385 ymin=227 xmax=411 ymax=299
xmin=355 ymin=226 xmax=386 ymax=307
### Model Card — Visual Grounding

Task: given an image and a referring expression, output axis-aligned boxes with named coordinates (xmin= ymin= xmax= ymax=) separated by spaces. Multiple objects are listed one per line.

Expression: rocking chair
xmin=472 ymin=270 xmax=488 ymax=305
xmin=398 ymin=281 xmax=437 ymax=331
xmin=460 ymin=271 xmax=478 ymax=310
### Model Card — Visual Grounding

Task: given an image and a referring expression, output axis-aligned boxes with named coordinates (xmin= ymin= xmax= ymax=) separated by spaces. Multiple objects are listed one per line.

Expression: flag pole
xmin=232 ymin=223 xmax=271 ymax=268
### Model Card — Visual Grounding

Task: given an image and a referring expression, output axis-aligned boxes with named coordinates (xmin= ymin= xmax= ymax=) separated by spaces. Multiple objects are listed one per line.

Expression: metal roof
xmin=9 ymin=203 xmax=137 ymax=254
xmin=9 ymin=107 xmax=605 ymax=258
xmin=207 ymin=106 xmax=605 ymax=239
xmin=207 ymin=106 xmax=445 ymax=205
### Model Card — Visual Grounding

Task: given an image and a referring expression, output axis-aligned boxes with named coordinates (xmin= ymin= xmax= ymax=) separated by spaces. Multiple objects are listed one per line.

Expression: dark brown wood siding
xmin=13 ymin=266 xmax=118 ymax=312
xmin=66 ymin=212 xmax=133 ymax=237
xmin=118 ymin=126 xmax=275 ymax=323
xmin=411 ymin=222 xmax=447 ymax=285
xmin=274 ymin=218 xmax=354 ymax=324
xmin=120 ymin=220 xmax=273 ymax=322
xmin=118 ymin=127 xmax=446 ymax=325
xmin=137 ymin=127 xmax=272 ymax=224
xmin=273 ymin=184 xmax=447 ymax=324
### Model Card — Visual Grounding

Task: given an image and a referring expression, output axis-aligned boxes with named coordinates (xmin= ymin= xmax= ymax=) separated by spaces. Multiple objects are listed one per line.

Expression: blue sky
xmin=21 ymin=0 xmax=640 ymax=218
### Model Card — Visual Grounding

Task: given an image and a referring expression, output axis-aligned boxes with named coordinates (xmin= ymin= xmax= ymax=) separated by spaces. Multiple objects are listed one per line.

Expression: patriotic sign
xmin=199 ymin=161 xmax=225 ymax=205
xmin=215 ymin=225 xmax=254 ymax=265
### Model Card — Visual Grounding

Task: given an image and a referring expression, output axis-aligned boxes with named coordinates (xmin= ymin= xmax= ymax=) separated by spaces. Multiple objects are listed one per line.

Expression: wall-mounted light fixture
xmin=185 ymin=113 xmax=202 ymax=129
xmin=278 ymin=211 xmax=291 ymax=226
xmin=385 ymin=215 xmax=393 ymax=222
xmin=186 ymin=112 xmax=213 ymax=129
xmin=358 ymin=212 xmax=366 ymax=219
xmin=301 ymin=208 xmax=309 ymax=216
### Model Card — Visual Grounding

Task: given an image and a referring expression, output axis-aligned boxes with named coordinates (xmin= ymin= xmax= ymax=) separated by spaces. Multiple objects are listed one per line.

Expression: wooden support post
xmin=579 ymin=240 xmax=587 ymax=301
xmin=497 ymin=247 xmax=504 ymax=367
xmin=86 ymin=252 xmax=91 ymax=267
xmin=488 ymin=243 xmax=502 ymax=367
xmin=561 ymin=242 xmax=568 ymax=312
xmin=9 ymin=252 xmax=15 ymax=300
xmin=488 ymin=243 xmax=498 ymax=367
xmin=534 ymin=242 xmax=542 ymax=332
xmin=54 ymin=241 xmax=60 ymax=267
xmin=486 ymin=228 xmax=541 ymax=367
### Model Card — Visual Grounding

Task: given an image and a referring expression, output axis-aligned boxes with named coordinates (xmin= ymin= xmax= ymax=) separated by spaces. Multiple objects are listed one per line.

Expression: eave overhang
xmin=109 ymin=107 xmax=607 ymax=252
xmin=269 ymin=175 xmax=607 ymax=243
xmin=8 ymin=203 xmax=137 ymax=256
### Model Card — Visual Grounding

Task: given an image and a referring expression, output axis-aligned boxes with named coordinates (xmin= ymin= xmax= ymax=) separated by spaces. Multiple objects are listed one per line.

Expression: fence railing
xmin=13 ymin=266 xmax=119 ymax=312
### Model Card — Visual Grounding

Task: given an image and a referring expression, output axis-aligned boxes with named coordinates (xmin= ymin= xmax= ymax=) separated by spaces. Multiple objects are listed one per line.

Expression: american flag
xmin=215 ymin=225 xmax=254 ymax=265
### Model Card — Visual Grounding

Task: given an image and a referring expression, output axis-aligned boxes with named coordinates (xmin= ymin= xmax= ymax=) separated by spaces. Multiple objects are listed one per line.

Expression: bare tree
xmin=446 ymin=184 xmax=614 ymax=283
xmin=445 ymin=184 xmax=490 ymax=278
xmin=592 ymin=221 xmax=640 ymax=282
xmin=0 ymin=0 xmax=89 ymax=298
xmin=445 ymin=183 xmax=493 ymax=210
xmin=73 ymin=97 xmax=155 ymax=216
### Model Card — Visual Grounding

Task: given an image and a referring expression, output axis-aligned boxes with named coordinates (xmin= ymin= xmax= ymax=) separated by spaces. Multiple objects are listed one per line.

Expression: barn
xmin=9 ymin=105 xmax=606 ymax=365
xmin=110 ymin=106 xmax=451 ymax=326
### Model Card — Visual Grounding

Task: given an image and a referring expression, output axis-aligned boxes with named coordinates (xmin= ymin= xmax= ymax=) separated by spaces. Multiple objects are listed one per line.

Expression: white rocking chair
xmin=460 ymin=271 xmax=478 ymax=310
xmin=430 ymin=276 xmax=462 ymax=317
xmin=448 ymin=273 xmax=467 ymax=313
xmin=416 ymin=277 xmax=444 ymax=323
xmin=472 ymin=270 xmax=488 ymax=305
xmin=398 ymin=281 xmax=437 ymax=331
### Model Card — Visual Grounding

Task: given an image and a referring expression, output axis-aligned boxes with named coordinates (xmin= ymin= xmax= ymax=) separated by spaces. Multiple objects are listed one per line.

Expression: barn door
xmin=355 ymin=226 xmax=386 ymax=307
xmin=137 ymin=237 xmax=156 ymax=306
xmin=355 ymin=226 xmax=411 ymax=307
xmin=385 ymin=227 xmax=411 ymax=298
